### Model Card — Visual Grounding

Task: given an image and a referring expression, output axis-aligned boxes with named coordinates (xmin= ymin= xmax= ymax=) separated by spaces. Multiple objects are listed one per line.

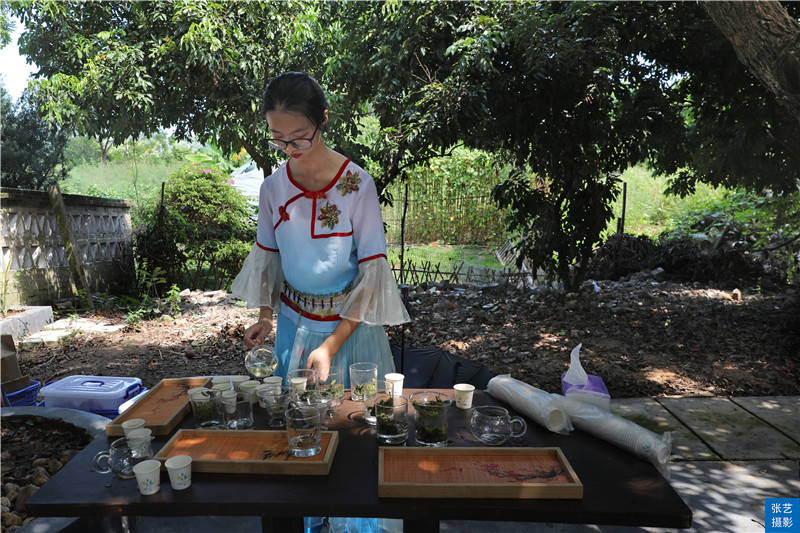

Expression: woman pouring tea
xmin=231 ymin=71 xmax=410 ymax=388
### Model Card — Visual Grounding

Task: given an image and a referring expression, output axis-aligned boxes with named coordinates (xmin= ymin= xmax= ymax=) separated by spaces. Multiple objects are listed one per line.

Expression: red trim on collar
xmin=279 ymin=160 xmax=355 ymax=239
xmin=256 ymin=241 xmax=279 ymax=252
xmin=358 ymin=253 xmax=386 ymax=264
xmin=280 ymin=293 xmax=341 ymax=322
xmin=286 ymin=158 xmax=351 ymax=194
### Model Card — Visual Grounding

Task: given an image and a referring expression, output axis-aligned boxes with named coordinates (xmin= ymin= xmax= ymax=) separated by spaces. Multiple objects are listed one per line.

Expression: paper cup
xmin=384 ymin=373 xmax=405 ymax=397
xmin=133 ymin=459 xmax=161 ymax=495
xmin=454 ymin=383 xmax=475 ymax=409
xmin=121 ymin=418 xmax=146 ymax=438
xmin=212 ymin=383 xmax=233 ymax=393
xmin=230 ymin=375 xmax=250 ymax=390
xmin=238 ymin=380 xmax=260 ymax=404
xmin=126 ymin=428 xmax=153 ymax=458
xmin=165 ymin=455 xmax=192 ymax=490
xmin=262 ymin=376 xmax=283 ymax=391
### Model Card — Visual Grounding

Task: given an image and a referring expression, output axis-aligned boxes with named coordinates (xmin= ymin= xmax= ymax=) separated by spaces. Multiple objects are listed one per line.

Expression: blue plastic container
xmin=6 ymin=379 xmax=41 ymax=406
xmin=39 ymin=375 xmax=143 ymax=413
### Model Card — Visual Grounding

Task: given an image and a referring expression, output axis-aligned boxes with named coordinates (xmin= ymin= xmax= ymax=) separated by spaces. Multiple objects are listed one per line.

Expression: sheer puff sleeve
xmin=340 ymin=257 xmax=410 ymax=326
xmin=230 ymin=243 xmax=283 ymax=310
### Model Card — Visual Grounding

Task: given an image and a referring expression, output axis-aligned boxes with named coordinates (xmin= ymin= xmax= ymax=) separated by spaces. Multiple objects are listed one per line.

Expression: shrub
xmin=133 ymin=164 xmax=255 ymax=291
xmin=587 ymin=233 xmax=781 ymax=289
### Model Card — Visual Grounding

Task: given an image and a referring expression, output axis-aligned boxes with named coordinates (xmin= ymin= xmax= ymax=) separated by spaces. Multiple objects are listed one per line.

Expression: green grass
xmin=60 ymin=160 xmax=186 ymax=204
xmin=608 ymin=165 xmax=732 ymax=238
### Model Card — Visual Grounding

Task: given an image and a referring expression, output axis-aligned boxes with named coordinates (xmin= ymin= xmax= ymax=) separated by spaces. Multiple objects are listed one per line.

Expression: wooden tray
xmin=153 ymin=429 xmax=338 ymax=475
xmin=105 ymin=377 xmax=211 ymax=436
xmin=379 ymin=447 xmax=583 ymax=499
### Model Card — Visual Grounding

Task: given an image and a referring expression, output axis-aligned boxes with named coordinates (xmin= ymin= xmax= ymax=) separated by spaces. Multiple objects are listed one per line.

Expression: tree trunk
xmin=237 ymin=136 xmax=270 ymax=177
xmin=703 ymin=1 xmax=800 ymax=124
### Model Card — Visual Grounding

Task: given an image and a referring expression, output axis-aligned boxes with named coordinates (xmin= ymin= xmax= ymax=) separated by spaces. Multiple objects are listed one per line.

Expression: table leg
xmin=260 ymin=516 xmax=303 ymax=533
xmin=403 ymin=518 xmax=439 ymax=533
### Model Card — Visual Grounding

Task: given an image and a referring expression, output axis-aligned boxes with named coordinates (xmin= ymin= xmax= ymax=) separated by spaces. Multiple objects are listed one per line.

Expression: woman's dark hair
xmin=262 ymin=72 xmax=328 ymax=128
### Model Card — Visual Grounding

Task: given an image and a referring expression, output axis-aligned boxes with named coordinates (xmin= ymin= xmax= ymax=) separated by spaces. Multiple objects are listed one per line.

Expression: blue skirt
xmin=274 ymin=309 xmax=396 ymax=388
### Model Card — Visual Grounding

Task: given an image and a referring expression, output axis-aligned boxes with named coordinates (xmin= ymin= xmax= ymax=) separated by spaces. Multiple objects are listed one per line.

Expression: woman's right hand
xmin=243 ymin=317 xmax=273 ymax=349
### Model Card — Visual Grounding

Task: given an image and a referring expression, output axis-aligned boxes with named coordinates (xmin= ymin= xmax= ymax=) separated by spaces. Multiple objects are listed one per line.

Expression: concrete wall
xmin=0 ymin=188 xmax=136 ymax=306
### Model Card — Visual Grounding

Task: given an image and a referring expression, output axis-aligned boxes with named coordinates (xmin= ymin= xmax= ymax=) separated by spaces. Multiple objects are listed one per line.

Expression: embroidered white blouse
xmin=231 ymin=158 xmax=410 ymax=331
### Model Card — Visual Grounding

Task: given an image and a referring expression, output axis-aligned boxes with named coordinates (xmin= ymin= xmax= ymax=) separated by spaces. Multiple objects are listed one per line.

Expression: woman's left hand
xmin=305 ymin=345 xmax=334 ymax=382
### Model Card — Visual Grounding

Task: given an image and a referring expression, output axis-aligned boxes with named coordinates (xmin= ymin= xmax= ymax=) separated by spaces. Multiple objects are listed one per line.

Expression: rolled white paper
xmin=486 ymin=375 xmax=573 ymax=435
xmin=560 ymin=396 xmax=672 ymax=477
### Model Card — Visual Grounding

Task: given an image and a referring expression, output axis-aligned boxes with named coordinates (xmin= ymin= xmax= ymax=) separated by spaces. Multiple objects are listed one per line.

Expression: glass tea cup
xmin=364 ymin=380 xmax=389 ymax=426
xmin=257 ymin=387 xmax=292 ymax=428
xmin=189 ymin=388 xmax=223 ymax=429
xmin=92 ymin=437 xmax=136 ymax=479
xmin=469 ymin=406 xmax=527 ymax=446
xmin=374 ymin=393 xmax=409 ymax=445
xmin=410 ymin=391 xmax=452 ymax=447
xmin=221 ymin=390 xmax=253 ymax=429
xmin=349 ymin=362 xmax=377 ymax=402
xmin=318 ymin=366 xmax=345 ymax=410
xmin=291 ymin=388 xmax=332 ymax=429
xmin=287 ymin=368 xmax=317 ymax=395
xmin=126 ymin=428 xmax=154 ymax=460
xmin=286 ymin=406 xmax=322 ymax=457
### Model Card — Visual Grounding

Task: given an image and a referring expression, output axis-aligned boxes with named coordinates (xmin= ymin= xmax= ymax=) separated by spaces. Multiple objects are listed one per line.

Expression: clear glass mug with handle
xmin=469 ymin=405 xmax=527 ymax=445
xmin=92 ymin=437 xmax=136 ymax=479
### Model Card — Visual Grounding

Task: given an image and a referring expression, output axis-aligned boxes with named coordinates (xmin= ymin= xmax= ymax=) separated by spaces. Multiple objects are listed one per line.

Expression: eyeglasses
xmin=267 ymin=124 xmax=320 ymax=151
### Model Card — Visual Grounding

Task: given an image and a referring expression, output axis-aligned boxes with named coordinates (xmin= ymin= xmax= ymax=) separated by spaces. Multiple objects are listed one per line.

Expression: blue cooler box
xmin=39 ymin=375 xmax=146 ymax=417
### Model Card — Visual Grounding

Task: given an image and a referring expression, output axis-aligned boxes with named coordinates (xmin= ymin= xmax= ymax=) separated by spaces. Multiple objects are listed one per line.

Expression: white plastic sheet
xmin=486 ymin=375 xmax=573 ymax=435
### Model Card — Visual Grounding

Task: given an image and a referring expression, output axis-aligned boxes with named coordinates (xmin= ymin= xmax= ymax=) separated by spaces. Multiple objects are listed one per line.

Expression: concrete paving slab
xmin=731 ymin=396 xmax=800 ymax=445
xmin=19 ymin=318 xmax=126 ymax=349
xmin=41 ymin=317 xmax=126 ymax=334
xmin=18 ymin=330 xmax=75 ymax=348
xmin=611 ymin=398 xmax=719 ymax=461
xmin=659 ymin=397 xmax=800 ymax=460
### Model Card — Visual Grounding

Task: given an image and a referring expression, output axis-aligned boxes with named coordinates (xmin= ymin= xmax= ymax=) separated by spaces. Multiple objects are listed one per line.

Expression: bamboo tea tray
xmin=154 ymin=429 xmax=339 ymax=475
xmin=379 ymin=447 xmax=582 ymax=499
xmin=106 ymin=377 xmax=211 ymax=437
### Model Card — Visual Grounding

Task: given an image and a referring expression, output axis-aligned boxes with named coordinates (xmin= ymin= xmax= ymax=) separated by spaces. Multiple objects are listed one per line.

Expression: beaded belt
xmin=280 ymin=280 xmax=352 ymax=322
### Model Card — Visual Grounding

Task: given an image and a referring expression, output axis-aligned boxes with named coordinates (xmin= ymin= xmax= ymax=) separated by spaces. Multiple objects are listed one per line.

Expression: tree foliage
xmin=1 ymin=84 xmax=71 ymax=190
xmin=133 ymin=164 xmax=255 ymax=291
xmin=12 ymin=1 xmax=800 ymax=288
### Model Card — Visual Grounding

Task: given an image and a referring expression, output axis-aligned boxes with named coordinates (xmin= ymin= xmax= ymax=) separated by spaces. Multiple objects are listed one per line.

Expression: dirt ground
xmin=16 ymin=279 xmax=800 ymax=398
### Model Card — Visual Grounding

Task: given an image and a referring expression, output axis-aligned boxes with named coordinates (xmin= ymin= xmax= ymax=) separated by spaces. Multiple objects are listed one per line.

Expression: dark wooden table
xmin=26 ymin=389 xmax=692 ymax=532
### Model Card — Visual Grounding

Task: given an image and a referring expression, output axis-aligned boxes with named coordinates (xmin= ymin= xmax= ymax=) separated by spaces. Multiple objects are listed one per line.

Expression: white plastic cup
xmin=165 ymin=455 xmax=192 ymax=490
xmin=126 ymin=428 xmax=153 ymax=458
xmin=238 ymin=380 xmax=261 ymax=404
xmin=454 ymin=383 xmax=476 ymax=409
xmin=211 ymin=383 xmax=233 ymax=393
xmin=384 ymin=373 xmax=405 ymax=397
xmin=262 ymin=376 xmax=283 ymax=391
xmin=121 ymin=418 xmax=146 ymax=438
xmin=211 ymin=377 xmax=234 ymax=389
xmin=230 ymin=375 xmax=250 ymax=390
xmin=133 ymin=459 xmax=161 ymax=495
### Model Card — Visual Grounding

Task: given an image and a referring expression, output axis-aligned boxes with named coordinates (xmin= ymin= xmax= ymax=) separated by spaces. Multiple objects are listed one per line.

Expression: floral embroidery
xmin=317 ymin=201 xmax=341 ymax=229
xmin=278 ymin=205 xmax=290 ymax=222
xmin=335 ymin=170 xmax=361 ymax=195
